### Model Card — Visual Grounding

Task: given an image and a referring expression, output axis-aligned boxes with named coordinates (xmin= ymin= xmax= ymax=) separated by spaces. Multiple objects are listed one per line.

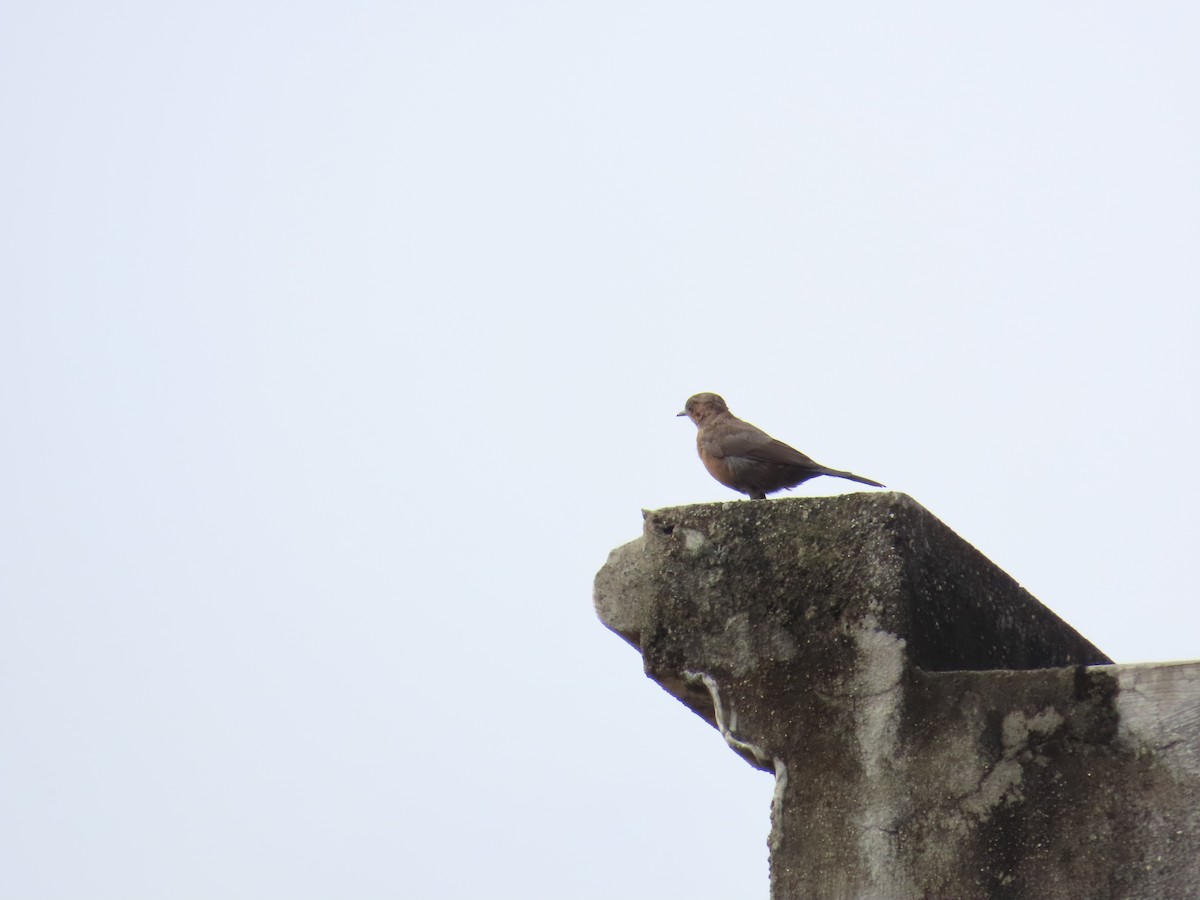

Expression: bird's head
xmin=677 ymin=392 xmax=730 ymax=425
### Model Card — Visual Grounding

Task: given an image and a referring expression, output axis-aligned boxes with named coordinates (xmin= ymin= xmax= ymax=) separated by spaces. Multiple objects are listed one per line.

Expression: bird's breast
xmin=698 ymin=444 xmax=741 ymax=490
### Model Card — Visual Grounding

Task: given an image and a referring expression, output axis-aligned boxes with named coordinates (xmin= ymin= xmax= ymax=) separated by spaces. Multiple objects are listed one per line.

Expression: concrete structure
xmin=595 ymin=493 xmax=1200 ymax=899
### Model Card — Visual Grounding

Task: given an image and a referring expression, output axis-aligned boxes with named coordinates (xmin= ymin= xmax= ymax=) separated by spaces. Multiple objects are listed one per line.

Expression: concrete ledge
xmin=595 ymin=494 xmax=1199 ymax=898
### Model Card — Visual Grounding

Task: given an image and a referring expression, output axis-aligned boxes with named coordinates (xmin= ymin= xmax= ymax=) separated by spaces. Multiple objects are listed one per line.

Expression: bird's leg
xmin=750 ymin=492 xmax=767 ymax=500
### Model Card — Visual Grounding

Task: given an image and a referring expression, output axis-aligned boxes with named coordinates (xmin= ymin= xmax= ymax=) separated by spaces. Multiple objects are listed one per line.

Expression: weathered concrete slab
xmin=595 ymin=493 xmax=1200 ymax=899
xmin=876 ymin=662 xmax=1200 ymax=900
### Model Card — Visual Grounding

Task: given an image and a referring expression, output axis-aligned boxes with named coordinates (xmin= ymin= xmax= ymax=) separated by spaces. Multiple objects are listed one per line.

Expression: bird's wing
xmin=743 ymin=438 xmax=822 ymax=468
xmin=700 ymin=420 xmax=770 ymax=458
xmin=703 ymin=422 xmax=821 ymax=468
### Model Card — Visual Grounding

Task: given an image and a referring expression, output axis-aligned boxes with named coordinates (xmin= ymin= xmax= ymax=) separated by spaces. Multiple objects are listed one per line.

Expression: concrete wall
xmin=595 ymin=494 xmax=1200 ymax=899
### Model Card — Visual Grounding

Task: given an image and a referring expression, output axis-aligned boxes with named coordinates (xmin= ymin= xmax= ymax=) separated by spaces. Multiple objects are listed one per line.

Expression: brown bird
xmin=678 ymin=393 xmax=884 ymax=499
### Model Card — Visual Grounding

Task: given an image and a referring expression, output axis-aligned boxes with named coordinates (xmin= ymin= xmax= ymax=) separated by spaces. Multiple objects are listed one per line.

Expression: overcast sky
xmin=3 ymin=2 xmax=1198 ymax=898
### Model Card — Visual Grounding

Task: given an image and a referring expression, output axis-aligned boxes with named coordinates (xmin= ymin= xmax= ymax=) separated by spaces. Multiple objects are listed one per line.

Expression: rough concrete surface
xmin=595 ymin=493 xmax=1200 ymax=899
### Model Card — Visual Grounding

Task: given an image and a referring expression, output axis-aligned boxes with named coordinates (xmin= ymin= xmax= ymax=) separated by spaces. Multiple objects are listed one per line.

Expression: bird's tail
xmin=827 ymin=469 xmax=885 ymax=488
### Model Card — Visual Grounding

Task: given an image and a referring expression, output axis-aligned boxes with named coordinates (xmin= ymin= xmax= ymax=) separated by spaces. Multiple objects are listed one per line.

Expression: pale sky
xmin=3 ymin=3 xmax=1198 ymax=898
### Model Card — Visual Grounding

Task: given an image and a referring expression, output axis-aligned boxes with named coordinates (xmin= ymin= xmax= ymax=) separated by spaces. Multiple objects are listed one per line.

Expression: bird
xmin=678 ymin=393 xmax=884 ymax=500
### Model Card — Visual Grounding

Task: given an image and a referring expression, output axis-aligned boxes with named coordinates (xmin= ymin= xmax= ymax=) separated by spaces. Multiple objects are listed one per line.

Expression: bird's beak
xmin=676 ymin=410 xmax=687 ymax=417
